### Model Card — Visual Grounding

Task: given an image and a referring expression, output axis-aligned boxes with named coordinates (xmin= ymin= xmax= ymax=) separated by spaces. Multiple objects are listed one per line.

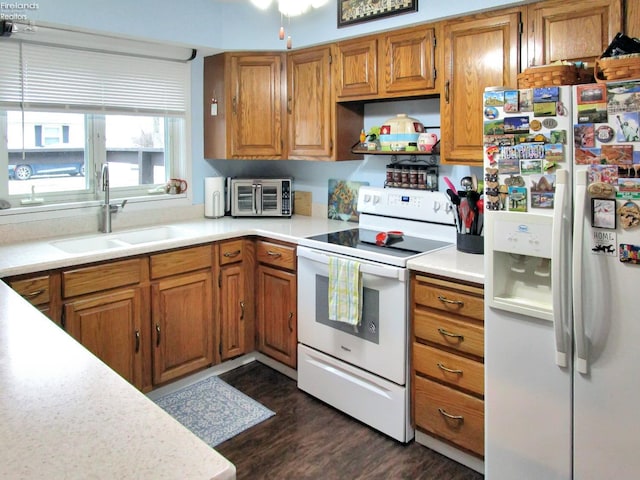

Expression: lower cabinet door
xmin=256 ymin=264 xmax=297 ymax=368
xmin=64 ymin=287 xmax=144 ymax=389
xmin=414 ymin=375 xmax=484 ymax=457
xmin=152 ymin=271 xmax=213 ymax=385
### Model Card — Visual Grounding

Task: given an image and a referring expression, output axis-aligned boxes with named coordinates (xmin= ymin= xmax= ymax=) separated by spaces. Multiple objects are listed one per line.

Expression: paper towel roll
xmin=204 ymin=176 xmax=225 ymax=218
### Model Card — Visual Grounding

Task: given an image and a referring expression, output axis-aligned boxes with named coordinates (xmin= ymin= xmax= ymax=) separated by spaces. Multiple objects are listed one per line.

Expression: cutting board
xmin=294 ymin=191 xmax=312 ymax=216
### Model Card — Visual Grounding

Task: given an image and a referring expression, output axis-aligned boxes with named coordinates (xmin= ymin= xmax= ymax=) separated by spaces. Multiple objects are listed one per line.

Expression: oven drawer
xmin=298 ymin=344 xmax=412 ymax=443
xmin=414 ymin=309 xmax=484 ymax=359
xmin=414 ymin=375 xmax=484 ymax=457
xmin=413 ymin=275 xmax=483 ymax=321
xmin=257 ymin=240 xmax=296 ymax=271
xmin=413 ymin=342 xmax=484 ymax=396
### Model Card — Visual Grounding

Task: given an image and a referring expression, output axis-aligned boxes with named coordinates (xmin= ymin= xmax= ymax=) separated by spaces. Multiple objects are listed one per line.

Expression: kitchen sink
xmin=116 ymin=226 xmax=190 ymax=245
xmin=51 ymin=226 xmax=194 ymax=254
xmin=51 ymin=236 xmax=129 ymax=254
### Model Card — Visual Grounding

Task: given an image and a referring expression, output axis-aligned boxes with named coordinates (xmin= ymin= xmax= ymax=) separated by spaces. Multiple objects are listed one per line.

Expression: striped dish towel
xmin=328 ymin=256 xmax=362 ymax=326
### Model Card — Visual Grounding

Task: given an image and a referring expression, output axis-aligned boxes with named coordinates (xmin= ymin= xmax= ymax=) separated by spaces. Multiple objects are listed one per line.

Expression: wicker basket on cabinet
xmin=517 ymin=64 xmax=594 ymax=88
xmin=594 ymin=53 xmax=640 ymax=83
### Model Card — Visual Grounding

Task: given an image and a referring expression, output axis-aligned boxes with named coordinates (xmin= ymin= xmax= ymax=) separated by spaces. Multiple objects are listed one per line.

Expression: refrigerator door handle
xmin=552 ymin=169 xmax=569 ymax=368
xmin=573 ymin=170 xmax=588 ymax=374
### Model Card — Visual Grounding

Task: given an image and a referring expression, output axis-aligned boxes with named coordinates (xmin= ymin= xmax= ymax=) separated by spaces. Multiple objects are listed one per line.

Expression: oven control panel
xmin=358 ymin=186 xmax=454 ymax=225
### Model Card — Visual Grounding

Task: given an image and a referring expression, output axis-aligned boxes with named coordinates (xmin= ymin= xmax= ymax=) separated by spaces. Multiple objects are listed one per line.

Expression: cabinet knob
xmin=240 ymin=300 xmax=245 ymax=320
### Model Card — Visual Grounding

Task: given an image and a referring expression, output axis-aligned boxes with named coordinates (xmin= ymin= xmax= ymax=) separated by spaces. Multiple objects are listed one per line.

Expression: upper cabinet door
xmin=380 ymin=26 xmax=438 ymax=96
xmin=441 ymin=11 xmax=521 ymax=166
xmin=230 ymin=54 xmax=285 ymax=158
xmin=526 ymin=0 xmax=623 ymax=67
xmin=287 ymin=46 xmax=333 ymax=159
xmin=335 ymin=36 xmax=378 ymax=99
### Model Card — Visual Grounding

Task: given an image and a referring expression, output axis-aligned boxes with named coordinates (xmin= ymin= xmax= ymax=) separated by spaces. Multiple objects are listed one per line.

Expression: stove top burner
xmin=307 ymin=228 xmax=452 ymax=259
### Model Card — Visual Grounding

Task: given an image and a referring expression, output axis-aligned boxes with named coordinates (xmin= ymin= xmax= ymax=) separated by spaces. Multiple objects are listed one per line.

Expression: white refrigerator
xmin=483 ymin=81 xmax=640 ymax=479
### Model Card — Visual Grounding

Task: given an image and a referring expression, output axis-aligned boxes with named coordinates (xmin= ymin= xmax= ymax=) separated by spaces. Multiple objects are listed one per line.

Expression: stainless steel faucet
xmin=100 ymin=163 xmax=127 ymax=233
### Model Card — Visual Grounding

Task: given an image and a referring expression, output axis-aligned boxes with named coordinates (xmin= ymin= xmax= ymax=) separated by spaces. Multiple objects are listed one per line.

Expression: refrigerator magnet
xmin=617 ymin=201 xmax=640 ymax=229
xmin=591 ymin=230 xmax=617 ymax=256
xmin=619 ymin=243 xmax=640 ymax=264
xmin=591 ymin=198 xmax=617 ymax=229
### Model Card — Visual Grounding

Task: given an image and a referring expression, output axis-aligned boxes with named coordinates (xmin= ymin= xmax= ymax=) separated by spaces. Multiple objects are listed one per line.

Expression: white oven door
xmin=296 ymin=245 xmax=408 ymax=385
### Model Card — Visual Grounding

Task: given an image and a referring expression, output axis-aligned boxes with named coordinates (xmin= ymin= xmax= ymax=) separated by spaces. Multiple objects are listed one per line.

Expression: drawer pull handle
xmin=223 ymin=250 xmax=241 ymax=258
xmin=437 ymin=363 xmax=463 ymax=375
xmin=22 ymin=289 xmax=45 ymax=299
xmin=438 ymin=408 xmax=464 ymax=423
xmin=267 ymin=250 xmax=282 ymax=258
xmin=288 ymin=312 xmax=294 ymax=332
xmin=437 ymin=295 xmax=464 ymax=306
xmin=240 ymin=300 xmax=245 ymax=320
xmin=155 ymin=323 xmax=161 ymax=347
xmin=437 ymin=328 xmax=464 ymax=341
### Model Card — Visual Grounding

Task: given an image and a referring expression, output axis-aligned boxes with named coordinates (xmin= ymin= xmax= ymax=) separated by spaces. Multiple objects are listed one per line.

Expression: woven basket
xmin=517 ymin=64 xmax=594 ymax=88
xmin=594 ymin=53 xmax=640 ymax=82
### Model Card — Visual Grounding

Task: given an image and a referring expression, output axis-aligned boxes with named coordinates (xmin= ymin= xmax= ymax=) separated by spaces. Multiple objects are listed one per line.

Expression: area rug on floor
xmin=152 ymin=375 xmax=275 ymax=447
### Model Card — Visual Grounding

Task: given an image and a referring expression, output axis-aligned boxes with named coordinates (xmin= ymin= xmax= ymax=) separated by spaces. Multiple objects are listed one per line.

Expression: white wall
xmin=16 ymin=0 xmax=522 ymax=210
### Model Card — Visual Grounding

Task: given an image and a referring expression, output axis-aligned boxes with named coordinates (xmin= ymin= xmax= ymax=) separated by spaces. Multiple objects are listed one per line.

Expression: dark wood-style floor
xmin=217 ymin=361 xmax=484 ymax=480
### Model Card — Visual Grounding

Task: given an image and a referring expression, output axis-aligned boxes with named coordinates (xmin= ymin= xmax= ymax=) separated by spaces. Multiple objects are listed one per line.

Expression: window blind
xmin=0 ymin=39 xmax=189 ymax=115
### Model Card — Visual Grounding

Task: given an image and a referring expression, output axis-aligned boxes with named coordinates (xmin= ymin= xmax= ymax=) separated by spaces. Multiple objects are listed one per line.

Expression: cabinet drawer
xmin=256 ymin=240 xmax=295 ymax=270
xmin=150 ymin=245 xmax=212 ymax=279
xmin=218 ymin=239 xmax=245 ymax=266
xmin=413 ymin=275 xmax=483 ymax=321
xmin=414 ymin=375 xmax=484 ymax=457
xmin=63 ymin=259 xmax=144 ymax=298
xmin=414 ymin=309 xmax=484 ymax=359
xmin=413 ymin=342 xmax=484 ymax=396
xmin=9 ymin=275 xmax=50 ymax=305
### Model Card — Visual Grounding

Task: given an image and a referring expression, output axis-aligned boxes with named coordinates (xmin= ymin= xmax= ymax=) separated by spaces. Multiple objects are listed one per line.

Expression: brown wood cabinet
xmin=204 ymin=52 xmax=286 ymax=159
xmin=150 ymin=245 xmax=214 ymax=385
xmin=255 ymin=239 xmax=297 ymax=368
xmin=440 ymin=9 xmax=521 ymax=166
xmin=525 ymin=0 xmax=623 ymax=68
xmin=61 ymin=258 xmax=149 ymax=390
xmin=411 ymin=274 xmax=485 ymax=458
xmin=217 ymin=239 xmax=254 ymax=361
xmin=7 ymin=272 xmax=60 ymax=323
xmin=287 ymin=45 xmax=363 ymax=161
xmin=335 ymin=25 xmax=438 ymax=101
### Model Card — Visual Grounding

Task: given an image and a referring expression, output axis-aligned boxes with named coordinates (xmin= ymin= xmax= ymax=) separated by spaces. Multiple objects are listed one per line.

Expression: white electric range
xmin=296 ymin=186 xmax=456 ymax=442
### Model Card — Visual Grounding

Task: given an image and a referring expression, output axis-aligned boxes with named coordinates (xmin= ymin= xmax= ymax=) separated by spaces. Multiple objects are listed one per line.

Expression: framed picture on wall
xmin=338 ymin=0 xmax=418 ymax=28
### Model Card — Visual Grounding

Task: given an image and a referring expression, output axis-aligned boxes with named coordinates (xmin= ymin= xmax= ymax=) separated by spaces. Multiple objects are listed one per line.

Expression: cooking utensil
xmin=467 ymin=190 xmax=480 ymax=235
xmin=444 ymin=176 xmax=457 ymax=193
xmin=459 ymin=198 xmax=472 ymax=233
xmin=446 ymin=188 xmax=462 ymax=232
xmin=460 ymin=176 xmax=474 ymax=191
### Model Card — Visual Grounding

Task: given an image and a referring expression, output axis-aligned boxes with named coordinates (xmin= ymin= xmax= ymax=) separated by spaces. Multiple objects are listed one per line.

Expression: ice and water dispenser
xmin=485 ymin=211 xmax=556 ymax=322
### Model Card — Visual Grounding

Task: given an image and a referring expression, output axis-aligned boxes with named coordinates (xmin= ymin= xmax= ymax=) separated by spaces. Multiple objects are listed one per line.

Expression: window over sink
xmin=0 ymin=26 xmax=191 ymax=211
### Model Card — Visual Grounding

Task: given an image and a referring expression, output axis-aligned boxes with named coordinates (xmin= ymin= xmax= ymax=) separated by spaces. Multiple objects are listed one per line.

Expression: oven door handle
xmin=297 ymin=247 xmax=403 ymax=280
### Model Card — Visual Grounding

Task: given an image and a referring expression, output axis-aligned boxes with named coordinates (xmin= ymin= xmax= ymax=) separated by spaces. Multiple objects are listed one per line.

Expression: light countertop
xmin=407 ymin=245 xmax=485 ymax=285
xmin=0 ymin=281 xmax=236 ymax=480
xmin=0 ymin=215 xmax=483 ymax=479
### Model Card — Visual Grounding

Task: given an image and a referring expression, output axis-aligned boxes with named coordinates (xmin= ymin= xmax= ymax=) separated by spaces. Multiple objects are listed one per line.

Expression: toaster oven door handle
xmin=255 ymin=183 xmax=262 ymax=215
xmin=297 ymin=247 xmax=402 ymax=280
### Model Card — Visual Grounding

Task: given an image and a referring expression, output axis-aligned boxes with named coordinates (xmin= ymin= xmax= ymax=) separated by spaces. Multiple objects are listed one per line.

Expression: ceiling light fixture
xmin=250 ymin=0 xmax=328 ymax=49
